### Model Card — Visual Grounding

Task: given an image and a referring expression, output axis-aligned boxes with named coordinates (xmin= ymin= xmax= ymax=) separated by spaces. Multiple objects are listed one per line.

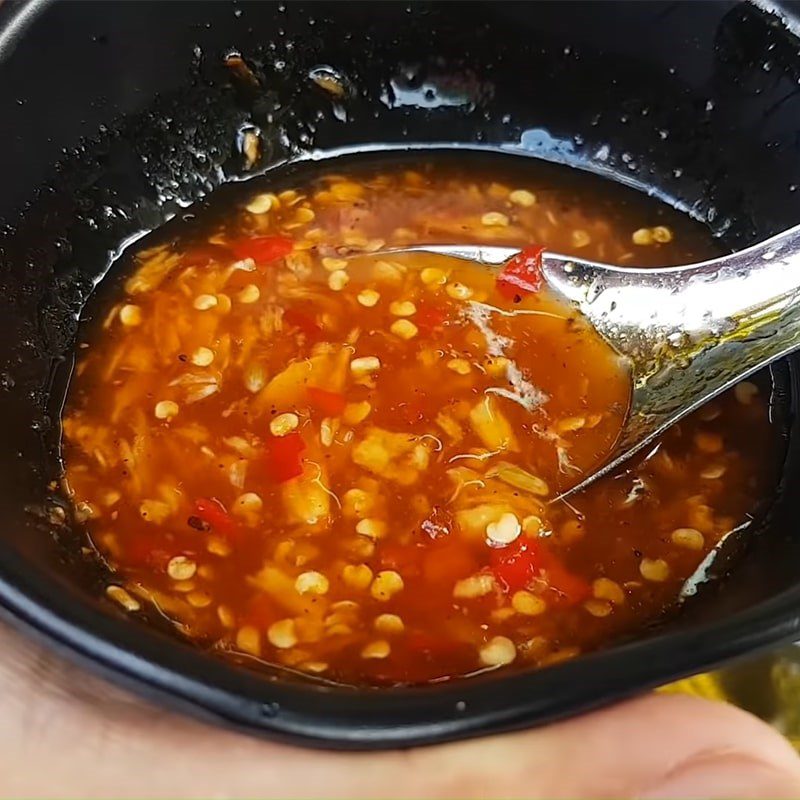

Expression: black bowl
xmin=2 ymin=0 xmax=800 ymax=749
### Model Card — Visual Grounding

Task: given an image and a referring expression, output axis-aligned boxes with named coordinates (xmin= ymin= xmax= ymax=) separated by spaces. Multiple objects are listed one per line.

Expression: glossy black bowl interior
xmin=2 ymin=0 xmax=800 ymax=749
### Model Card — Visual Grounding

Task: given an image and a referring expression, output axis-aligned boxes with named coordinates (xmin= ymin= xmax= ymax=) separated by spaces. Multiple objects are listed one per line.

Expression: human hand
xmin=1 ymin=619 xmax=799 ymax=799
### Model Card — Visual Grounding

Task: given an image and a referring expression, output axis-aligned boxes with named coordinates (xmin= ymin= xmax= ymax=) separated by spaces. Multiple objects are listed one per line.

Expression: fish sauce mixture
xmin=61 ymin=158 xmax=777 ymax=685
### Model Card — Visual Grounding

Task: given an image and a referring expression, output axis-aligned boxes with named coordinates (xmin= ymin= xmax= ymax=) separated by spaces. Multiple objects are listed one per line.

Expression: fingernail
xmin=641 ymin=753 xmax=799 ymax=800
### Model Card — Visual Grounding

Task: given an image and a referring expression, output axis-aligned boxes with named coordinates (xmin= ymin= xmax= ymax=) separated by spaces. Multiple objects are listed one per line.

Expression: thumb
xmin=411 ymin=692 xmax=800 ymax=799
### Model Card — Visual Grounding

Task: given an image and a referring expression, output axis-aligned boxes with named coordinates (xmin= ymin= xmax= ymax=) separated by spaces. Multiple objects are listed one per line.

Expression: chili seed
xmin=320 ymin=417 xmax=336 ymax=447
xmin=652 ymin=225 xmax=673 ymax=243
xmin=167 ymin=555 xmax=197 ymax=581
xmin=700 ymin=464 xmax=726 ymax=480
xmin=632 ymin=228 xmax=654 ymax=246
xmin=640 ymin=558 xmax=670 ymax=582
xmin=446 ymin=282 xmax=473 ymax=300
xmin=695 ymin=431 xmax=723 ymax=453
xmin=322 ymin=257 xmax=349 ymax=271
xmin=355 ymin=518 xmax=388 ymax=540
xmin=268 ymin=619 xmax=298 ymax=649
xmin=420 ymin=267 xmax=447 ymax=285
xmin=390 ymin=319 xmax=418 ymax=340
xmin=191 ymin=347 xmax=214 ymax=367
xmin=207 ymin=536 xmax=231 ymax=557
xmin=389 ymin=300 xmax=417 ymax=317
xmin=370 ymin=570 xmax=404 ymax=601
xmin=447 ymin=358 xmax=471 ymax=375
xmin=245 ymin=193 xmax=274 ymax=214
xmin=373 ymin=260 xmax=404 ymax=284
xmin=509 ymin=189 xmax=536 ymax=207
xmin=357 ymin=289 xmax=380 ymax=307
xmin=234 ymin=492 xmax=263 ymax=515
xmin=236 ymin=625 xmax=261 ymax=656
xmin=193 ymin=294 xmax=218 ymax=311
xmin=361 ymin=640 xmax=391 ymax=659
xmin=232 ymin=257 xmax=256 ymax=272
xmin=584 ymin=599 xmax=612 ymax=618
xmin=453 ymin=573 xmax=496 ymax=599
xmin=294 ymin=206 xmax=315 ymax=224
xmin=270 ymin=412 xmax=300 ymax=437
xmin=217 ymin=605 xmax=235 ymax=628
xmin=671 ymin=527 xmax=705 ymax=550
xmin=479 ymin=635 xmax=517 ymax=667
xmin=237 ymin=284 xmax=261 ymax=304
xmin=119 ymin=304 xmax=142 ymax=327
xmin=557 ymin=416 xmax=586 ymax=433
xmin=374 ymin=613 xmax=404 ymax=635
xmin=734 ymin=381 xmax=758 ymax=405
xmin=342 ymin=563 xmax=373 ymax=590
xmin=486 ymin=512 xmax=521 ymax=545
xmin=571 ymin=229 xmax=591 ymax=248
xmin=343 ymin=401 xmax=371 ymax=425
xmin=350 ymin=356 xmax=381 ymax=375
xmin=187 ymin=590 xmax=213 ymax=608
xmin=481 ymin=212 xmax=509 ymax=227
xmin=295 ymin=570 xmax=330 ymax=595
xmin=106 ymin=585 xmax=140 ymax=612
xmin=512 ymin=590 xmax=547 ymax=616
xmin=592 ymin=577 xmax=625 ymax=604
xmin=328 ymin=270 xmax=350 ymax=291
xmin=154 ymin=400 xmax=179 ymax=420
xmin=243 ymin=363 xmax=267 ymax=393
xmin=301 ymin=661 xmax=329 ymax=673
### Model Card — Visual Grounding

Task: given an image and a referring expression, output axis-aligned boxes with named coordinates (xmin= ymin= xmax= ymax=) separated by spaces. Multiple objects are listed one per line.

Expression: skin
xmin=1 ymin=622 xmax=799 ymax=798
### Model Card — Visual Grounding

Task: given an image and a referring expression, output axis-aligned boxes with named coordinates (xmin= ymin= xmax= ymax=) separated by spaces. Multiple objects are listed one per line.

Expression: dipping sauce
xmin=61 ymin=158 xmax=777 ymax=685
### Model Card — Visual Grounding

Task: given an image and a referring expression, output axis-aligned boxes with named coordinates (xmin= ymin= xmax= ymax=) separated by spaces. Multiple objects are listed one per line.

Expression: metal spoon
xmin=382 ymin=225 xmax=800 ymax=498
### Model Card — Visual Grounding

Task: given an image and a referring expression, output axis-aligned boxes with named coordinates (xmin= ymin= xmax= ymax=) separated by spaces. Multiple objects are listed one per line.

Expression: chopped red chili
xmin=490 ymin=539 xmax=541 ymax=592
xmin=539 ymin=548 xmax=591 ymax=605
xmin=307 ymin=386 xmax=347 ymax=416
xmin=496 ymin=245 xmax=545 ymax=298
xmin=182 ymin=243 xmax=231 ymax=267
xmin=283 ymin=308 xmax=323 ymax=338
xmin=490 ymin=538 xmax=589 ymax=605
xmin=126 ymin=535 xmax=170 ymax=568
xmin=231 ymin=235 xmax=293 ymax=264
xmin=193 ymin=497 xmax=237 ymax=538
xmin=266 ymin=432 xmax=306 ymax=483
xmin=414 ymin=301 xmax=449 ymax=333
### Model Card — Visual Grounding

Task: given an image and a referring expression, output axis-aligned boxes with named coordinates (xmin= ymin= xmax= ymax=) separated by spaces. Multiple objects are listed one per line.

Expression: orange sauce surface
xmin=61 ymin=158 xmax=777 ymax=685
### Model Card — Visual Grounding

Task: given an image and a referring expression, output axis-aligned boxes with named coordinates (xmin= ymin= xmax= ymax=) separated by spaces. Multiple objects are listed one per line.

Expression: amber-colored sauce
xmin=62 ymin=159 xmax=777 ymax=685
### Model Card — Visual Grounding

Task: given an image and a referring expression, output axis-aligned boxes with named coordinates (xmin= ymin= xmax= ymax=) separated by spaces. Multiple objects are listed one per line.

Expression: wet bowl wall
xmin=1 ymin=0 xmax=800 ymax=748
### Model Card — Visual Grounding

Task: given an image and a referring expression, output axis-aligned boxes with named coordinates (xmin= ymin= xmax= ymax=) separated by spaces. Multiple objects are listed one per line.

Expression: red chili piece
xmin=193 ymin=497 xmax=237 ymax=538
xmin=307 ymin=386 xmax=346 ymax=416
xmin=283 ymin=308 xmax=323 ymax=338
xmin=182 ymin=243 xmax=231 ymax=267
xmin=231 ymin=235 xmax=293 ymax=264
xmin=414 ymin=301 xmax=449 ymax=333
xmin=266 ymin=432 xmax=306 ymax=483
xmin=539 ymin=548 xmax=591 ymax=605
xmin=490 ymin=539 xmax=540 ymax=592
xmin=126 ymin=536 xmax=170 ymax=568
xmin=490 ymin=538 xmax=590 ymax=605
xmin=496 ymin=245 xmax=545 ymax=299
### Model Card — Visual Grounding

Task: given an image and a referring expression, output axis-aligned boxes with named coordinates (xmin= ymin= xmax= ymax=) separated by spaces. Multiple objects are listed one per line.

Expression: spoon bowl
xmin=382 ymin=226 xmax=800 ymax=497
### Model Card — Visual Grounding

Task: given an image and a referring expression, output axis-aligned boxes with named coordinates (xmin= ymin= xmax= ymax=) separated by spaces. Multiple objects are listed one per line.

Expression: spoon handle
xmin=543 ymin=223 xmax=800 ymax=457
